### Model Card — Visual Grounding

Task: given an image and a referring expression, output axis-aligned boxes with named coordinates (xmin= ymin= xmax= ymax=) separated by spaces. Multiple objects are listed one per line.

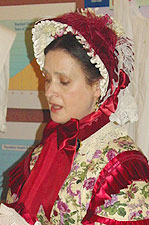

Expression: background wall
xmin=0 ymin=1 xmax=78 ymax=200
xmin=0 ymin=0 xmax=149 ymax=200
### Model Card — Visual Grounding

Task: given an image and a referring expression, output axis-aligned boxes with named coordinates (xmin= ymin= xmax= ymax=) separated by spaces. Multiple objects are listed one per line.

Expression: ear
xmin=93 ymin=80 xmax=101 ymax=98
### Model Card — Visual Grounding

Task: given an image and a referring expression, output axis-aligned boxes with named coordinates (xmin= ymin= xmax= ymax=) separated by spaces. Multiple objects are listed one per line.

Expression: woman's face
xmin=43 ymin=49 xmax=100 ymax=124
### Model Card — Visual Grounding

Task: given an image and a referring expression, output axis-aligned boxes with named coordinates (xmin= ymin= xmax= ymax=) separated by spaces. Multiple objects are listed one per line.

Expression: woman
xmin=0 ymin=10 xmax=149 ymax=225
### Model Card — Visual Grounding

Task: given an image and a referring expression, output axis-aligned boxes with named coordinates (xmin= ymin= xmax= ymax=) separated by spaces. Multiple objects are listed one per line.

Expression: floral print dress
xmin=7 ymin=122 xmax=149 ymax=224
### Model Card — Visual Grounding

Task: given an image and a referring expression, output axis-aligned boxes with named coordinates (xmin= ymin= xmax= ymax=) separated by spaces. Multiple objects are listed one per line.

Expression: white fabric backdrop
xmin=0 ymin=25 xmax=16 ymax=133
xmin=114 ymin=0 xmax=149 ymax=158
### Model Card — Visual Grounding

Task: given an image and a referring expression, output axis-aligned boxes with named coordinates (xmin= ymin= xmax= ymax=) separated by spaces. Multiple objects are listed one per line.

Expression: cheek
xmin=64 ymin=86 xmax=92 ymax=108
xmin=63 ymin=91 xmax=79 ymax=106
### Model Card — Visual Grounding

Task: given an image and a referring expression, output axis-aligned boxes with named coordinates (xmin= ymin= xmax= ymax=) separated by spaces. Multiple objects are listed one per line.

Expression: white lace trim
xmin=80 ymin=122 xmax=127 ymax=159
xmin=110 ymin=87 xmax=138 ymax=125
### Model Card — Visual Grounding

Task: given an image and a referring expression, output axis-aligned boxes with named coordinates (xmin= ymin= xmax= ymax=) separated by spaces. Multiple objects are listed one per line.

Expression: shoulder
xmin=81 ymin=122 xmax=128 ymax=152
xmin=82 ymin=124 xmax=149 ymax=224
xmin=104 ymin=134 xmax=142 ymax=161
xmin=84 ymin=122 xmax=142 ymax=163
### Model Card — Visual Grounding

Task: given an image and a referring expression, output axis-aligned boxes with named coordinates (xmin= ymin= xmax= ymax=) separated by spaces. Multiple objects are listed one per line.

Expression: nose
xmin=45 ymin=81 xmax=58 ymax=98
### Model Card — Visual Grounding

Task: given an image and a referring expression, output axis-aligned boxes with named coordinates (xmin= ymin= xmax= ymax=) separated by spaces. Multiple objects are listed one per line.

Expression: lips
xmin=50 ymin=103 xmax=63 ymax=112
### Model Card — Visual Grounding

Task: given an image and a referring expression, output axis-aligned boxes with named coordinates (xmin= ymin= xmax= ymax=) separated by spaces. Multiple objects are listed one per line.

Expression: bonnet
xmin=32 ymin=9 xmax=138 ymax=125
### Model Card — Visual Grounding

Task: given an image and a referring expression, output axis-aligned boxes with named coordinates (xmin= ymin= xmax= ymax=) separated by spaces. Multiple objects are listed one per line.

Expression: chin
xmin=51 ymin=115 xmax=70 ymax=124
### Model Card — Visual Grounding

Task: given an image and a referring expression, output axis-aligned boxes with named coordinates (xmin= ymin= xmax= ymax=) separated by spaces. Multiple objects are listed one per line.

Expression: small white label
xmin=2 ymin=144 xmax=30 ymax=151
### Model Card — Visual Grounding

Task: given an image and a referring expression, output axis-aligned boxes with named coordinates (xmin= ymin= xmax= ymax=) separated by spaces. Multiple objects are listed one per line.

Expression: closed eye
xmin=60 ymin=81 xmax=70 ymax=86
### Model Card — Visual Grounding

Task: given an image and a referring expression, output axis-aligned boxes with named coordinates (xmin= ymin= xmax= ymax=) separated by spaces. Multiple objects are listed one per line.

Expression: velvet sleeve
xmin=82 ymin=150 xmax=149 ymax=225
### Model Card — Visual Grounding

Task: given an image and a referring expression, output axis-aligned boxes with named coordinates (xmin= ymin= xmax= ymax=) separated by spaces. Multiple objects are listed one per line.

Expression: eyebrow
xmin=42 ymin=67 xmax=71 ymax=77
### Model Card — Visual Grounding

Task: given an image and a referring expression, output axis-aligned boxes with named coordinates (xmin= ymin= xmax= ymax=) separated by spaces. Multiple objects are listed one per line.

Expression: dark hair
xmin=44 ymin=33 xmax=102 ymax=85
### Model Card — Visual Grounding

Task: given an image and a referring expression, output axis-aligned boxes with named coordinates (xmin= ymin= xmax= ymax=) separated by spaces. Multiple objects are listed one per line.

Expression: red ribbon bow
xmin=12 ymin=119 xmax=79 ymax=223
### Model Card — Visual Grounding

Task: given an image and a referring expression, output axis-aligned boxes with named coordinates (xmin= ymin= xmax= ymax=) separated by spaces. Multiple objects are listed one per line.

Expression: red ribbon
xmin=10 ymin=119 xmax=79 ymax=223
